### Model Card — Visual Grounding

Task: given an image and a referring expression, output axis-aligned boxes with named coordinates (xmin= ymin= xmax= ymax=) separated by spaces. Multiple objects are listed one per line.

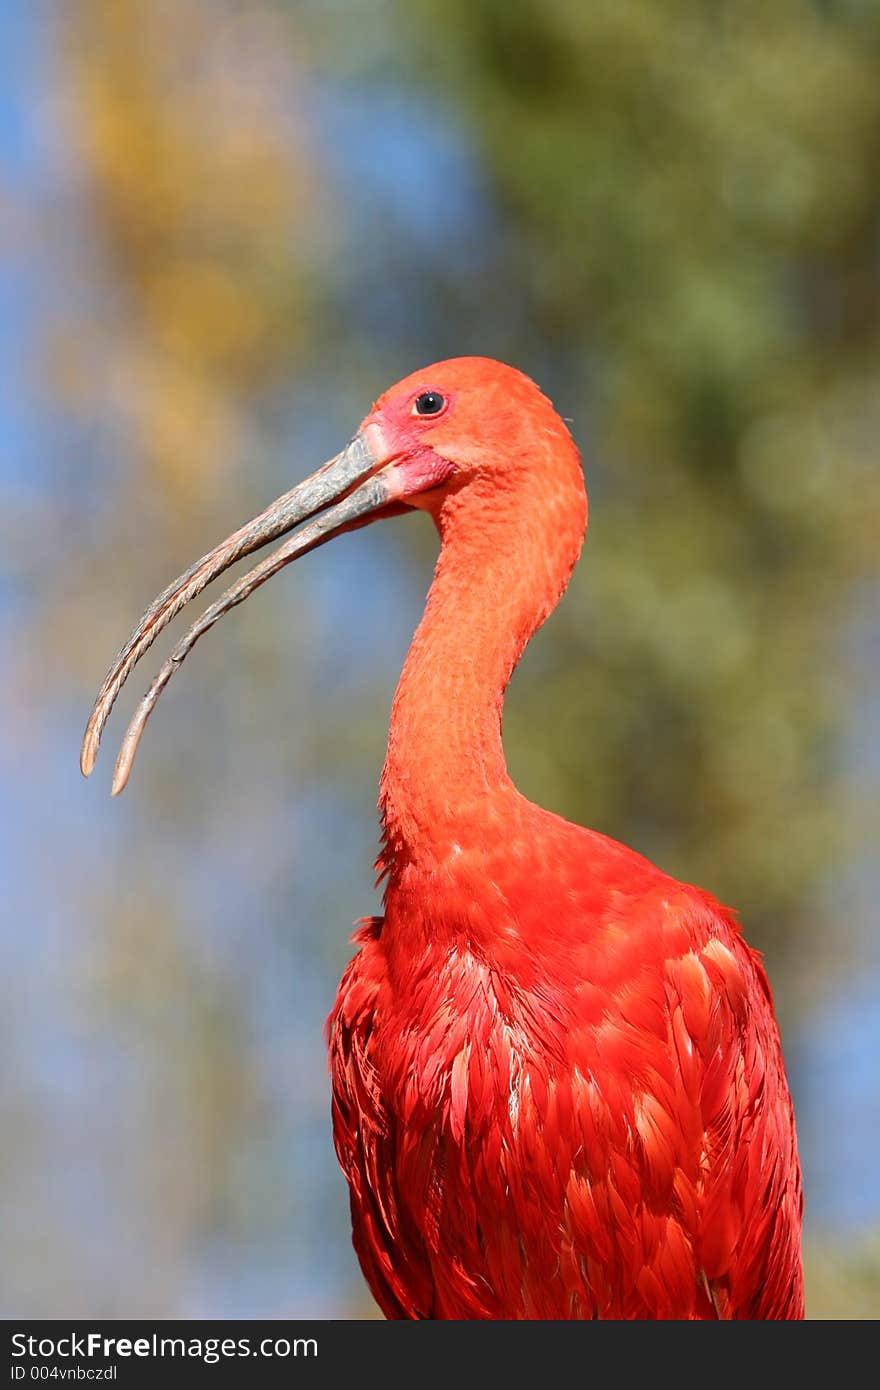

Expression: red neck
xmin=379 ymin=475 xmax=586 ymax=868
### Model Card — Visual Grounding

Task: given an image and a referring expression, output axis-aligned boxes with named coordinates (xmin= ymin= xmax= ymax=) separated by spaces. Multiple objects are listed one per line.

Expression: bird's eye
xmin=413 ymin=391 xmax=446 ymax=417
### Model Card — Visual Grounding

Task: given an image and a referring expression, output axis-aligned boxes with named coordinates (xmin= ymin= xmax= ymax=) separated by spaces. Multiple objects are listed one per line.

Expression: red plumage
xmin=327 ymin=359 xmax=803 ymax=1319
xmin=331 ymin=838 xmax=802 ymax=1318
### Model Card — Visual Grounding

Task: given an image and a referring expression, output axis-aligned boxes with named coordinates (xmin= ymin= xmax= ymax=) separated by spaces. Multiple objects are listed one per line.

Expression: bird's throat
xmin=379 ymin=490 xmax=583 ymax=868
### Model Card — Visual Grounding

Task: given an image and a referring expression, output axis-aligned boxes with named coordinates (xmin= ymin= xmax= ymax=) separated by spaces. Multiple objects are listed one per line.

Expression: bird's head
xmin=364 ymin=356 xmax=583 ymax=519
xmin=81 ymin=357 xmax=585 ymax=793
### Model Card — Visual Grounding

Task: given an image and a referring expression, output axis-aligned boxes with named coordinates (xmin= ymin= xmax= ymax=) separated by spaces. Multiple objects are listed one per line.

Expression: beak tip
xmin=111 ymin=738 xmax=137 ymax=796
xmin=111 ymin=761 xmax=129 ymax=797
xmin=80 ymin=738 xmax=97 ymax=779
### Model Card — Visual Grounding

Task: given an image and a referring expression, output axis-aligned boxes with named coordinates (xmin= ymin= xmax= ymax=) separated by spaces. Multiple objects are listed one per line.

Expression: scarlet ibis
xmin=82 ymin=357 xmax=804 ymax=1319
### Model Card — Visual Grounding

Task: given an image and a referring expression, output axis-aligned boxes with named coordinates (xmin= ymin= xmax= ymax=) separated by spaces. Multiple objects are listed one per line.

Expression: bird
xmin=82 ymin=356 xmax=804 ymax=1319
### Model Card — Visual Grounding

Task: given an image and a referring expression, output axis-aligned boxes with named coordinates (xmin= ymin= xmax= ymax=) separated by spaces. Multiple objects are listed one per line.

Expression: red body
xmin=330 ymin=810 xmax=802 ymax=1318
xmin=326 ymin=359 xmax=803 ymax=1319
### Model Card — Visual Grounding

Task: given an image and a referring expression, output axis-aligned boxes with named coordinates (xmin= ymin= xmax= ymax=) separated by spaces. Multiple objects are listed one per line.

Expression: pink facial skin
xmin=363 ymin=418 xmax=456 ymax=512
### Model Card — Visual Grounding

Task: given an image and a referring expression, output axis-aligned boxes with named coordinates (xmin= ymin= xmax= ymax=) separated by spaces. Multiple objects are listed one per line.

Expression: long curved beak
xmin=81 ymin=431 xmax=398 ymax=794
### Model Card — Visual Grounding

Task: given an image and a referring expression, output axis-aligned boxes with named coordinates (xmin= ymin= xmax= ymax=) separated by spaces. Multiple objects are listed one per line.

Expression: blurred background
xmin=1 ymin=0 xmax=878 ymax=1318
